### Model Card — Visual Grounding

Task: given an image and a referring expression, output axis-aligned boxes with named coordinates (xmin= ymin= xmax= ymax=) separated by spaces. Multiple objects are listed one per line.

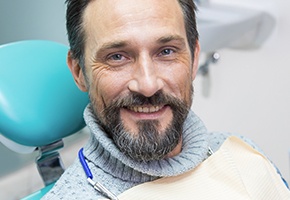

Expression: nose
xmin=128 ymin=55 xmax=164 ymax=97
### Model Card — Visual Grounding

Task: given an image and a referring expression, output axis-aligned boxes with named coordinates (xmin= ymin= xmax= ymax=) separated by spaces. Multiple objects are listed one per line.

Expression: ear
xmin=67 ymin=51 xmax=88 ymax=92
xmin=191 ymin=41 xmax=200 ymax=80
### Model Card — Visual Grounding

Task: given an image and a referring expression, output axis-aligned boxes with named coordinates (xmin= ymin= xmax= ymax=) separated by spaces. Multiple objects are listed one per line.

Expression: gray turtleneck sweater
xmin=42 ymin=105 xmax=285 ymax=199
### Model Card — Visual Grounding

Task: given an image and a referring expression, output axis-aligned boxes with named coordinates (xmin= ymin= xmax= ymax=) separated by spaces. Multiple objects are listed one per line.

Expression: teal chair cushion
xmin=0 ymin=40 xmax=89 ymax=147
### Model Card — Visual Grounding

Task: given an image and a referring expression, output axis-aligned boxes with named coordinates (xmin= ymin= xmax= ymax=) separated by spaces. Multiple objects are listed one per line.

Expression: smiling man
xmin=42 ymin=0 xmax=289 ymax=199
xmin=68 ymin=0 xmax=199 ymax=164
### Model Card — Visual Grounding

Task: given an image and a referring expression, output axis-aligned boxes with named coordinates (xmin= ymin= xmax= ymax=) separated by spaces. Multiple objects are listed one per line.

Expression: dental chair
xmin=0 ymin=40 xmax=89 ymax=199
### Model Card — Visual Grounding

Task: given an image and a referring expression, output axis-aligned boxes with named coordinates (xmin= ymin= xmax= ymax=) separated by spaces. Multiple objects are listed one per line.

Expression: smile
xmin=127 ymin=105 xmax=163 ymax=113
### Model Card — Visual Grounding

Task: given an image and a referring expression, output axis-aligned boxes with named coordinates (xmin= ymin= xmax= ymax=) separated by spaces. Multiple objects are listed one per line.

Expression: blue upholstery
xmin=0 ymin=40 xmax=88 ymax=147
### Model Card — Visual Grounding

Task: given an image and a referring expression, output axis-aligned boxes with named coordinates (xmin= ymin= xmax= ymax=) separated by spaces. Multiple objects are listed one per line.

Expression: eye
xmin=108 ymin=53 xmax=124 ymax=61
xmin=105 ymin=52 xmax=131 ymax=67
xmin=159 ymin=48 xmax=174 ymax=56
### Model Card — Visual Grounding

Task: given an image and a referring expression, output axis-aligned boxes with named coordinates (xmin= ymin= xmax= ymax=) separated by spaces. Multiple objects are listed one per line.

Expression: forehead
xmin=83 ymin=0 xmax=186 ymax=44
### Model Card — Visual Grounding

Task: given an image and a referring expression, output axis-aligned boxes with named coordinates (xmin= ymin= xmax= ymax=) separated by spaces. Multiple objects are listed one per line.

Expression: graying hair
xmin=65 ymin=0 xmax=198 ymax=69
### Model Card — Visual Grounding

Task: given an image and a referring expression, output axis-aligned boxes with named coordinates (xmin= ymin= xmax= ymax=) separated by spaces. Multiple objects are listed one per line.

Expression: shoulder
xmin=207 ymin=132 xmax=264 ymax=154
xmin=206 ymin=131 xmax=289 ymax=189
xmin=41 ymin=159 xmax=102 ymax=200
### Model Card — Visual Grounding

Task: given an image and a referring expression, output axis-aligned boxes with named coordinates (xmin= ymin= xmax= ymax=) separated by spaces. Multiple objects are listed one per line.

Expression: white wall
xmin=193 ymin=0 xmax=290 ymax=182
xmin=0 ymin=0 xmax=67 ymax=45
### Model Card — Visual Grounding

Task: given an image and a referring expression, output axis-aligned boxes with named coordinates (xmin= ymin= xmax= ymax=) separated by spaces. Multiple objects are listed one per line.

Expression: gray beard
xmin=112 ymin=118 xmax=182 ymax=162
xmin=92 ymin=91 xmax=191 ymax=162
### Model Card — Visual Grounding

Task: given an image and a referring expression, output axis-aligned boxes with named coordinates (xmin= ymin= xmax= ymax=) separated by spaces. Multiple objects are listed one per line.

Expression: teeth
xmin=129 ymin=106 xmax=161 ymax=113
xmin=138 ymin=107 xmax=143 ymax=112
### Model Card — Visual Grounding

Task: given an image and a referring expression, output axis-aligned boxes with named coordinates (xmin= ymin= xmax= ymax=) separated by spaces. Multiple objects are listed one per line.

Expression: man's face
xmin=71 ymin=0 xmax=200 ymax=161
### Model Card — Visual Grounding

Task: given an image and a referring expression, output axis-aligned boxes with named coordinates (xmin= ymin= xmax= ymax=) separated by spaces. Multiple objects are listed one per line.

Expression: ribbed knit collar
xmin=83 ymin=104 xmax=209 ymax=183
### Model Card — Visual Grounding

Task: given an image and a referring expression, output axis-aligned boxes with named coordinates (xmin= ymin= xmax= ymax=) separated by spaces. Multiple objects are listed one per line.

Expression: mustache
xmin=106 ymin=91 xmax=184 ymax=110
xmin=101 ymin=91 xmax=189 ymax=121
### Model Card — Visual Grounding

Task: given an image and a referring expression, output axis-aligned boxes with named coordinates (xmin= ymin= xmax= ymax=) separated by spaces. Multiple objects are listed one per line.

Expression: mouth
xmin=127 ymin=105 xmax=164 ymax=113
xmin=120 ymin=104 xmax=172 ymax=128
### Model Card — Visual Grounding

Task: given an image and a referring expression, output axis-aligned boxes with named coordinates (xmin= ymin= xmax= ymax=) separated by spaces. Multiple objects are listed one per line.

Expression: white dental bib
xmin=102 ymin=136 xmax=290 ymax=200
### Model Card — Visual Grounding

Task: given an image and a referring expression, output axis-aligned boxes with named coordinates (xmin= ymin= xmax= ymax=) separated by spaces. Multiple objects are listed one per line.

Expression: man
xmin=43 ymin=0 xmax=289 ymax=199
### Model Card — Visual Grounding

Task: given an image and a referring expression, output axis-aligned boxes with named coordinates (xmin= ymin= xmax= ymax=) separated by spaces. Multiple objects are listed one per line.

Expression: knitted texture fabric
xmin=42 ymin=104 xmax=265 ymax=200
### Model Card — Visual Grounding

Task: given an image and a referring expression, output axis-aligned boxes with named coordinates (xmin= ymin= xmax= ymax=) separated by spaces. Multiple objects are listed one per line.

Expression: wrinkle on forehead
xmin=83 ymin=0 xmax=185 ymax=41
xmin=82 ymin=0 xmax=188 ymax=69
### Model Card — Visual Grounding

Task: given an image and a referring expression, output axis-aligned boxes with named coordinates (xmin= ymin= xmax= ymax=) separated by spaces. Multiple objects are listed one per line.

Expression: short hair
xmin=66 ymin=0 xmax=199 ymax=68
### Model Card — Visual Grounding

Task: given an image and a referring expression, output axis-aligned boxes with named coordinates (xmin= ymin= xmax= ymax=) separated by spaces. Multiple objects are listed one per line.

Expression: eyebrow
xmin=157 ymin=35 xmax=186 ymax=45
xmin=97 ymin=41 xmax=128 ymax=53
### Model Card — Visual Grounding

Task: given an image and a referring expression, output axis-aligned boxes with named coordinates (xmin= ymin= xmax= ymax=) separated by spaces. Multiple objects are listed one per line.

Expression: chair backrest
xmin=0 ymin=40 xmax=88 ymax=147
xmin=0 ymin=40 xmax=89 ymax=199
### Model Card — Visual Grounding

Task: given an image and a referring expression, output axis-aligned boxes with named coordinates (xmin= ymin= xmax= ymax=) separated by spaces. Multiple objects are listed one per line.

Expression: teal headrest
xmin=0 ymin=40 xmax=89 ymax=147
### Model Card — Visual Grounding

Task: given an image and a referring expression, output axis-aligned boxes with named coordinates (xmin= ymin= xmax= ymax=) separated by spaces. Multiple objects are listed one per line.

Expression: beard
xmin=91 ymin=90 xmax=191 ymax=162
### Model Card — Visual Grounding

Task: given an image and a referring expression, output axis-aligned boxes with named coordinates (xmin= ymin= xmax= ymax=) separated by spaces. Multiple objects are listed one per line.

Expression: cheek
xmin=162 ymin=55 xmax=193 ymax=102
xmin=91 ymin=63 xmax=107 ymax=86
xmin=88 ymin=63 xmax=112 ymax=110
xmin=89 ymin=63 xmax=128 ymax=109
xmin=175 ymin=69 xmax=193 ymax=105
